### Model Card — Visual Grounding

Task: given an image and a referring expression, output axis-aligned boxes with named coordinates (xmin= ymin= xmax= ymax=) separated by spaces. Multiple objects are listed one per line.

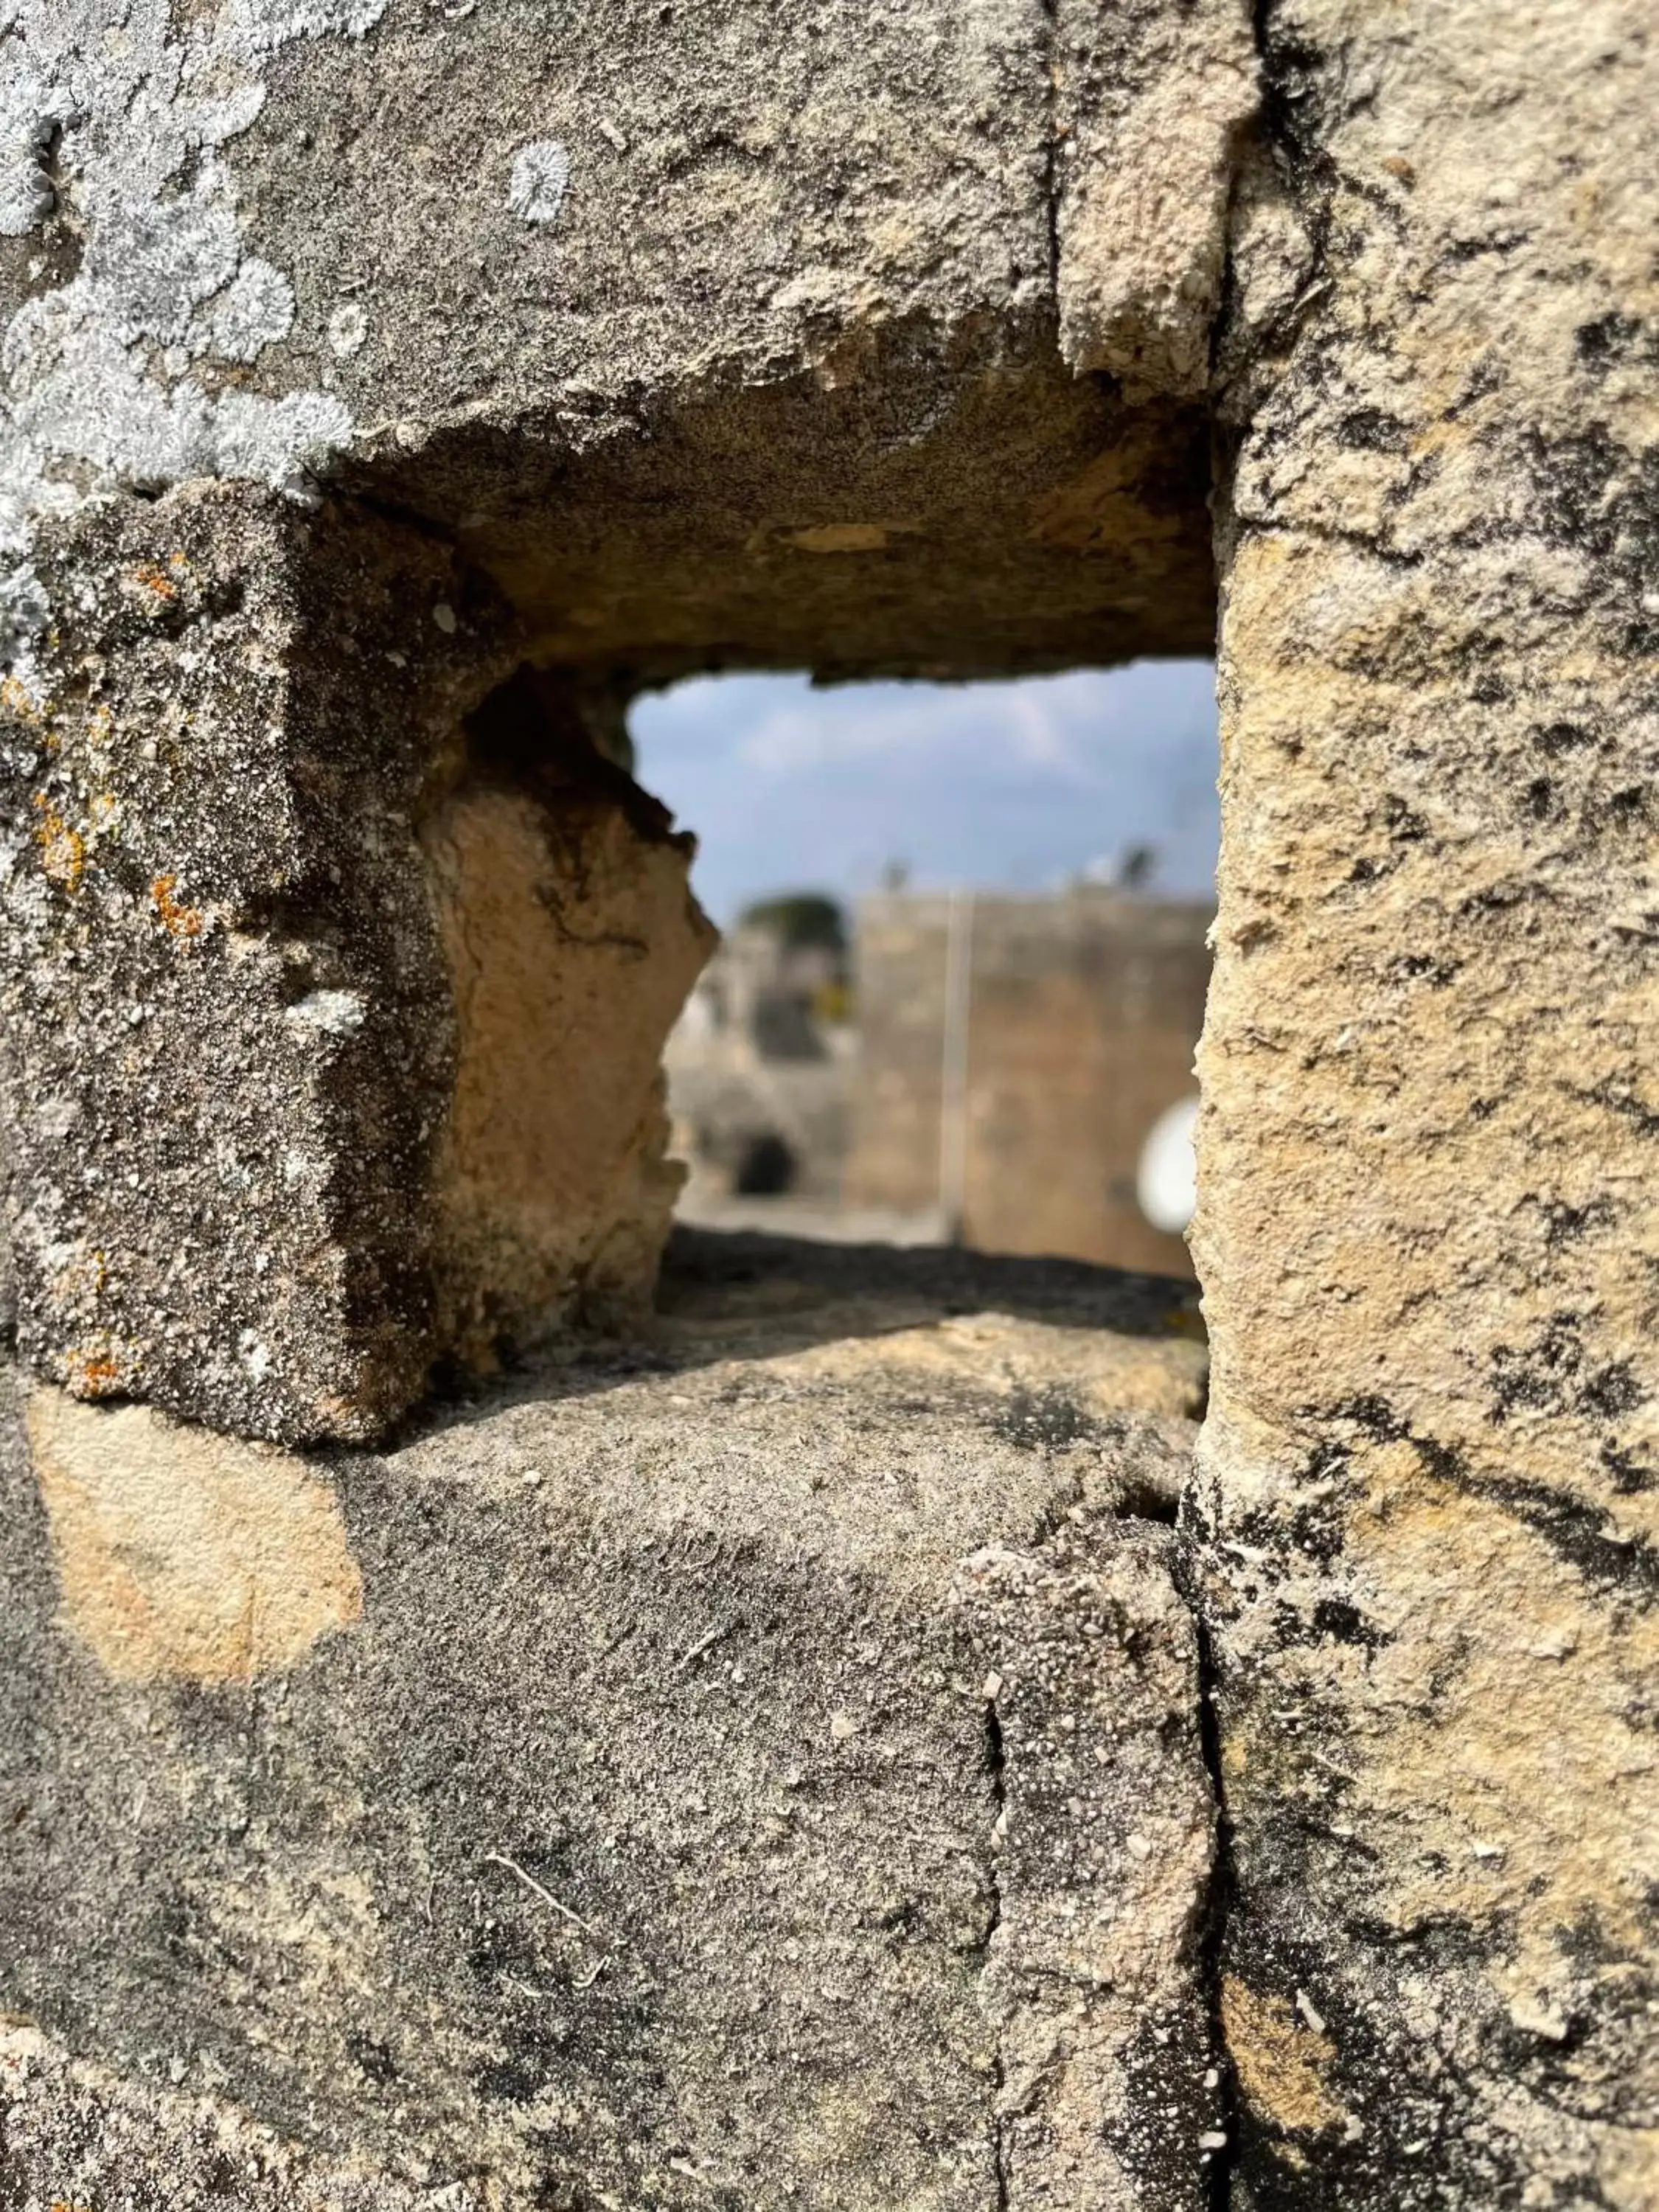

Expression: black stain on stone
xmin=1328 ymin=1393 xmax=1656 ymax=1601
xmin=1536 ymin=1197 xmax=1614 ymax=1248
xmin=1392 ymin=952 xmax=1460 ymax=986
xmin=345 ymin=2029 xmax=397 ymax=2084
xmin=1335 ymin=406 xmax=1408 ymax=452
xmin=1533 ymin=718 xmax=1598 ymax=755
xmin=1574 ymin=312 xmax=1646 ymax=372
xmin=990 ymin=1384 xmax=1099 ymax=1450
xmin=1310 ymin=1597 xmax=1388 ymax=1649
xmin=1601 ymin=1440 xmax=1654 ymax=1495
xmin=1489 ymin=1312 xmax=1647 ymax=1427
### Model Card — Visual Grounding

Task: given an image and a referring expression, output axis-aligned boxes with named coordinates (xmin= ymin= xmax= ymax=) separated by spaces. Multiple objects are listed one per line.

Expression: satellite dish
xmin=1137 ymin=1096 xmax=1199 ymax=1234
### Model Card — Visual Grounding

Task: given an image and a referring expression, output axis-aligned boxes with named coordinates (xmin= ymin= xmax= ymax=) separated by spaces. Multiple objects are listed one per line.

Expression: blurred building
xmin=667 ymin=886 xmax=1210 ymax=1279
xmin=664 ymin=915 xmax=852 ymax=1204
xmin=842 ymin=887 xmax=1209 ymax=1278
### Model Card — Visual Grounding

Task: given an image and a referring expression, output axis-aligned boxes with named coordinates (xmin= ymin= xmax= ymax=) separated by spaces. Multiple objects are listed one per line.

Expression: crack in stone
xmin=1037 ymin=0 xmax=1062 ymax=318
xmin=984 ymin=1688 xmax=1012 ymax=2212
xmin=1192 ymin=1609 xmax=1241 ymax=2210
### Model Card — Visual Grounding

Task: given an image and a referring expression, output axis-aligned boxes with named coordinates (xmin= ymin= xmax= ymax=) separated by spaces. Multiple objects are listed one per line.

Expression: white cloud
xmin=631 ymin=661 xmax=1219 ymax=922
xmin=722 ymin=669 xmax=1146 ymax=782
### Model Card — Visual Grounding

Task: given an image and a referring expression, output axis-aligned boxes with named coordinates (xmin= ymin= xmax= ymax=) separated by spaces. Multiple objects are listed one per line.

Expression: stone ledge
xmin=0 ymin=1236 xmax=1217 ymax=2210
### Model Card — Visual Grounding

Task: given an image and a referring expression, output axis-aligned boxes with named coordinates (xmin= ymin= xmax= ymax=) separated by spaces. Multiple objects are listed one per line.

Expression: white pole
xmin=938 ymin=887 xmax=974 ymax=1244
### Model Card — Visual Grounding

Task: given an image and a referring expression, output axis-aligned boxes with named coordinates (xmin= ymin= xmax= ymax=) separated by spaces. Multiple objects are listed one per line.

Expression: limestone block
xmin=0 ymin=487 xmax=713 ymax=1441
xmin=0 ymin=1243 xmax=1217 ymax=2210
xmin=1197 ymin=2 xmax=1659 ymax=2201
xmin=0 ymin=0 xmax=1231 ymax=687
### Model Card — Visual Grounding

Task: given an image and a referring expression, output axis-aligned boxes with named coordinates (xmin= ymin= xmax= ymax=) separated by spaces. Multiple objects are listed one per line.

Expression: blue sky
xmin=630 ymin=659 xmax=1220 ymax=927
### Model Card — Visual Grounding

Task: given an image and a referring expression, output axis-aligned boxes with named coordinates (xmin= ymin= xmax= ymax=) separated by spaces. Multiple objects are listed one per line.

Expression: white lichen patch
xmin=326 ymin=301 xmax=368 ymax=358
xmin=0 ymin=0 xmax=392 ymax=678
xmin=508 ymin=139 xmax=571 ymax=226
xmin=0 ymin=46 xmax=74 ymax=237
xmin=220 ymin=0 xmax=391 ymax=59
xmin=204 ymin=257 xmax=296 ymax=363
xmin=284 ymin=988 xmax=366 ymax=1036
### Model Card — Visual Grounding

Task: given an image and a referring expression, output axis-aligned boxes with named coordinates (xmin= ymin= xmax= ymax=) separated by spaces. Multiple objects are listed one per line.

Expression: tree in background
xmin=737 ymin=892 xmax=847 ymax=954
xmin=736 ymin=893 xmax=851 ymax=1025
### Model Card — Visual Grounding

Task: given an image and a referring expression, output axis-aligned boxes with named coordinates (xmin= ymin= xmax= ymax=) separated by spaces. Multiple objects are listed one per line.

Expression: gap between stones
xmin=983 ymin=1686 xmax=1013 ymax=2212
xmin=1190 ymin=1593 xmax=1239 ymax=2209
xmin=979 ymin=1463 xmax=1229 ymax=2210
xmin=1037 ymin=0 xmax=1062 ymax=310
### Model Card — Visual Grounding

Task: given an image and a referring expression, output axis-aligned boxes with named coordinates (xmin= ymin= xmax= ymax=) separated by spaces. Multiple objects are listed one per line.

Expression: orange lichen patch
xmin=1222 ymin=1977 xmax=1348 ymax=2136
xmin=48 ymin=1248 xmax=110 ymax=1326
xmin=131 ymin=564 xmax=178 ymax=600
xmin=32 ymin=796 xmax=85 ymax=891
xmin=150 ymin=873 xmax=204 ymax=938
xmin=0 ymin=673 xmax=44 ymax=723
xmin=68 ymin=1352 xmax=127 ymax=1398
xmin=27 ymin=1387 xmax=364 ymax=1685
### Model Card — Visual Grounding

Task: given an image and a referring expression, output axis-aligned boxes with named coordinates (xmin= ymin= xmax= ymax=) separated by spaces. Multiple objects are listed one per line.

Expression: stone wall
xmin=1193 ymin=4 xmax=1658 ymax=2199
xmin=0 ymin=0 xmax=1654 ymax=2205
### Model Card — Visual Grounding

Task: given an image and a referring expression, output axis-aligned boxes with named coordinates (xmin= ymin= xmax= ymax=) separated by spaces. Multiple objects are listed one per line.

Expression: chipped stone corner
xmin=0 ymin=481 xmax=720 ymax=1442
xmin=420 ymin=678 xmax=718 ymax=1366
xmin=1053 ymin=0 xmax=1259 ymax=397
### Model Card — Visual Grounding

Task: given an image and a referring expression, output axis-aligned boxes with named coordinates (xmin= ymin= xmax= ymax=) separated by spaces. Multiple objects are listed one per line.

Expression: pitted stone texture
xmin=0 ymin=485 xmax=712 ymax=1443
xmin=0 ymin=486 xmax=493 ymax=1442
xmin=0 ymin=1 xmax=1258 ymax=1445
xmin=959 ymin=1529 xmax=1217 ymax=2207
xmin=0 ymin=1240 xmax=1216 ymax=2210
xmin=0 ymin=2020 xmax=428 ymax=2212
xmin=1196 ymin=2 xmax=1659 ymax=2202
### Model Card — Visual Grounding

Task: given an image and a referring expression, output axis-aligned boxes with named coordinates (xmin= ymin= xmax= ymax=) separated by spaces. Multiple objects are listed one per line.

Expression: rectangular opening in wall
xmin=634 ymin=660 xmax=1217 ymax=1281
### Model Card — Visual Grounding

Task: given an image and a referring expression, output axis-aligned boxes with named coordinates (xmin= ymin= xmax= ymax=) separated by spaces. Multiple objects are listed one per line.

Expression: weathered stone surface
xmin=1 ymin=0 xmax=1655 ymax=2199
xmin=0 ymin=0 xmax=1232 ymax=687
xmin=0 ymin=1237 xmax=1217 ymax=2210
xmin=1053 ymin=0 xmax=1256 ymax=397
xmin=0 ymin=0 xmax=1253 ymax=1439
xmin=1195 ymin=3 xmax=1659 ymax=2202
xmin=27 ymin=1384 xmax=362 ymax=1683
xmin=0 ymin=488 xmax=714 ymax=1441
xmin=422 ymin=680 xmax=717 ymax=1363
xmin=0 ymin=487 xmax=489 ymax=1442
xmin=959 ymin=1535 xmax=1217 ymax=2206
xmin=1 ymin=2020 xmax=432 ymax=2212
